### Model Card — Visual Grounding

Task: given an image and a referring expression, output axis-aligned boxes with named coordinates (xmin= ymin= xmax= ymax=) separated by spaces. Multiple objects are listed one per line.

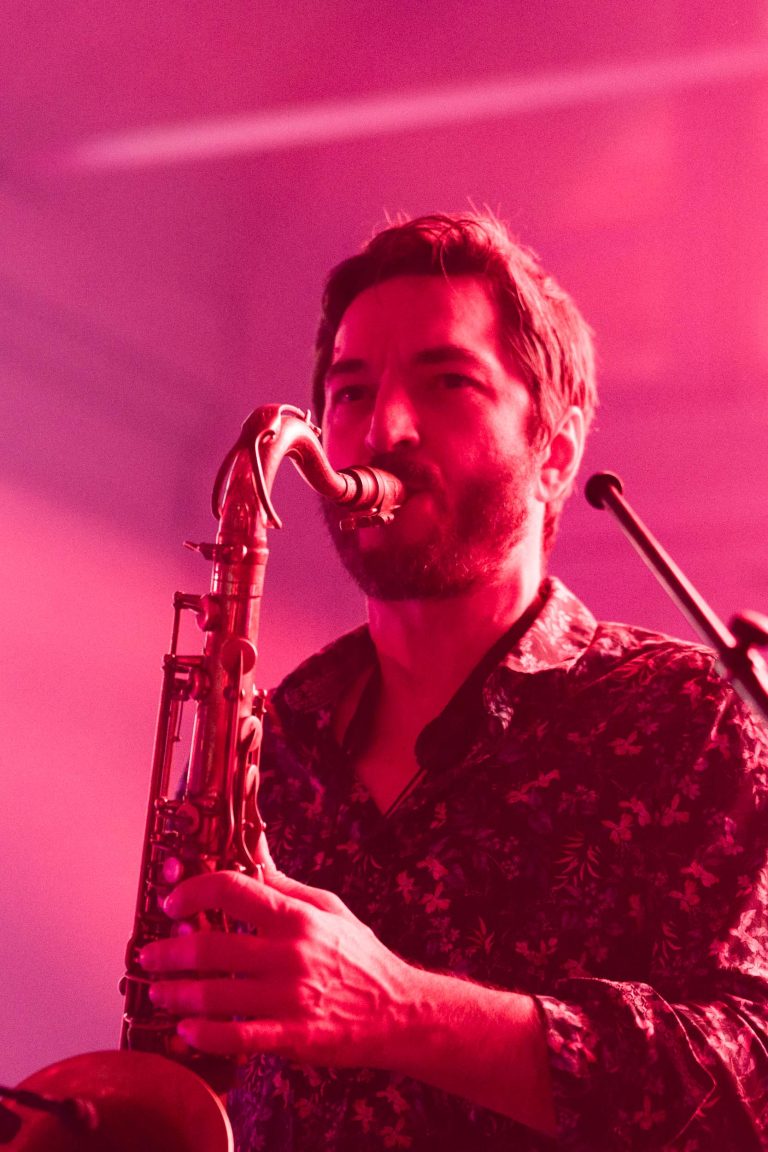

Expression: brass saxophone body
xmin=121 ymin=403 xmax=403 ymax=1069
xmin=4 ymin=405 xmax=403 ymax=1151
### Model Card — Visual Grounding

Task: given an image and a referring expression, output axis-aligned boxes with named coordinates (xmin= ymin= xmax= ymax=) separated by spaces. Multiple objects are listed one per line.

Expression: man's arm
xmin=383 ymin=961 xmax=556 ymax=1134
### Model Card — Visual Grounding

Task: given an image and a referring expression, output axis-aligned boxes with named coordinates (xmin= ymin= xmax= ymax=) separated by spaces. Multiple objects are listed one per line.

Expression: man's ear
xmin=534 ymin=406 xmax=585 ymax=504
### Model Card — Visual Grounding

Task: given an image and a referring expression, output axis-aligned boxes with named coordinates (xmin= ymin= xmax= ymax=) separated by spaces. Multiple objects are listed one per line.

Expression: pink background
xmin=2 ymin=0 xmax=767 ymax=1084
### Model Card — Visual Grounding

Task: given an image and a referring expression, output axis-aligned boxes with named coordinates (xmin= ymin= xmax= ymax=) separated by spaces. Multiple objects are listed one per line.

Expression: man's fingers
xmin=264 ymin=869 xmax=356 ymax=920
xmin=164 ymin=867 xmax=355 ymax=926
xmin=177 ymin=1017 xmax=294 ymax=1057
xmin=139 ymin=932 xmax=292 ymax=976
xmin=164 ymin=869 xmax=302 ymax=930
xmin=150 ymin=976 xmax=300 ymax=1018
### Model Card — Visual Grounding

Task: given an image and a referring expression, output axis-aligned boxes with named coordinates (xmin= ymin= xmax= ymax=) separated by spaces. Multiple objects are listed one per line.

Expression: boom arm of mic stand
xmin=585 ymin=472 xmax=768 ymax=726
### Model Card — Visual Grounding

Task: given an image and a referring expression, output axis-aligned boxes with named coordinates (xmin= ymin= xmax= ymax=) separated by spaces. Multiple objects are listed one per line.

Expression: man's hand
xmin=138 ymin=867 xmax=415 ymax=1068
xmin=139 ymin=865 xmax=556 ymax=1134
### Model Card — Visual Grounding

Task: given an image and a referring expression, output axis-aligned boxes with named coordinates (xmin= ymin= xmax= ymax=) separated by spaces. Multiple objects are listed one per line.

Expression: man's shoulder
xmin=268 ymin=623 xmax=373 ymax=719
xmin=565 ymin=616 xmax=768 ymax=768
xmin=258 ymin=627 xmax=373 ymax=799
xmin=589 ymin=616 xmax=716 ymax=667
xmin=576 ymin=614 xmax=728 ymax=701
xmin=516 ymin=577 xmax=719 ymax=687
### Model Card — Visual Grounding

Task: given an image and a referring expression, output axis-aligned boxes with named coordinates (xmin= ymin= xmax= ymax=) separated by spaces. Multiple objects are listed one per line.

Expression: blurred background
xmin=1 ymin=0 xmax=766 ymax=1085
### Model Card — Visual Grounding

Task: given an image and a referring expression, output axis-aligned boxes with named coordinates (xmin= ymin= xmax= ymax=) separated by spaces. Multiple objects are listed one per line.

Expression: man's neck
xmin=366 ymin=561 xmax=543 ymax=723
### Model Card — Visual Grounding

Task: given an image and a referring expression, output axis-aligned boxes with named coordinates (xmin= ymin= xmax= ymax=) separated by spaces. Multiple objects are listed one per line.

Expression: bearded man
xmin=141 ymin=214 xmax=768 ymax=1151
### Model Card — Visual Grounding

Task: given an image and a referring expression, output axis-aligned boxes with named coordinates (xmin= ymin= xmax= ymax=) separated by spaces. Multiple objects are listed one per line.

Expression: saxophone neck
xmin=216 ymin=404 xmax=405 ymax=533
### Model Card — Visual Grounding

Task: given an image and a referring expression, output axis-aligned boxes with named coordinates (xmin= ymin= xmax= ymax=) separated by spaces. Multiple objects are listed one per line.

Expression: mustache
xmin=362 ymin=453 xmax=442 ymax=496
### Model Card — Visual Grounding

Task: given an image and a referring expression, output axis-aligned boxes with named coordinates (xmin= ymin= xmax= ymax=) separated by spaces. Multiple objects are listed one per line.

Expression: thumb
xmin=263 ymin=867 xmax=357 ymax=921
xmin=252 ymin=828 xmax=278 ymax=875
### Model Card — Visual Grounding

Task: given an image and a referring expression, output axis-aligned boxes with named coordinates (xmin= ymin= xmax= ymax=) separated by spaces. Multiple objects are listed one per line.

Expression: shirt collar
xmin=276 ymin=577 xmax=597 ymax=718
xmin=499 ymin=576 xmax=597 ymax=675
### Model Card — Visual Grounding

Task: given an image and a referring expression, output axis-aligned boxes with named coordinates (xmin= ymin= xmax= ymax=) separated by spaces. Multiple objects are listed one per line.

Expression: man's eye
xmin=327 ymin=383 xmax=370 ymax=408
xmin=437 ymin=373 xmax=475 ymax=390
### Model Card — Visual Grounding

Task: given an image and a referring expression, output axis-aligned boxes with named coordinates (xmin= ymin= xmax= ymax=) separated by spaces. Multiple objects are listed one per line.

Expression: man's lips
xmin=365 ymin=456 xmax=441 ymax=502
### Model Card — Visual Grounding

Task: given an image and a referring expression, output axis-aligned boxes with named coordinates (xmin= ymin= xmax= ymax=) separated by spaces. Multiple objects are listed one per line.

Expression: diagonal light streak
xmin=62 ymin=42 xmax=768 ymax=171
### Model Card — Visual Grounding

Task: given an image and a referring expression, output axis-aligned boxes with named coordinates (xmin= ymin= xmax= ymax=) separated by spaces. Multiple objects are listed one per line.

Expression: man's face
xmin=321 ymin=274 xmax=542 ymax=600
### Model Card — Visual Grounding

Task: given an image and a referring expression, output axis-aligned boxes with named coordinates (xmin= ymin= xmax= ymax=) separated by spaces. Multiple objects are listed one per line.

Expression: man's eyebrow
xmin=411 ymin=344 xmax=488 ymax=369
xmin=326 ymin=345 xmax=488 ymax=383
xmin=325 ymin=357 xmax=367 ymax=384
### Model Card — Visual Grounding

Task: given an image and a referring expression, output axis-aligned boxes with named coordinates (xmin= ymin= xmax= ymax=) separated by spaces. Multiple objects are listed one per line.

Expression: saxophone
xmin=3 ymin=405 xmax=403 ymax=1152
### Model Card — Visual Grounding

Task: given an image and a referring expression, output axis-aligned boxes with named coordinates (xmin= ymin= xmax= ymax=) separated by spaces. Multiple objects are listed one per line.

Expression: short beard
xmin=321 ymin=454 xmax=533 ymax=601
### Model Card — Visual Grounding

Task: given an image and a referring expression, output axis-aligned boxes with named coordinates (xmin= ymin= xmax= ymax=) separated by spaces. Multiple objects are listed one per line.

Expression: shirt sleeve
xmin=536 ymin=678 xmax=768 ymax=1151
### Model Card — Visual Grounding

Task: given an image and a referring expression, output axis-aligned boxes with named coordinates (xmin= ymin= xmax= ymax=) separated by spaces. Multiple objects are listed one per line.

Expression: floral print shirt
xmin=228 ymin=578 xmax=768 ymax=1151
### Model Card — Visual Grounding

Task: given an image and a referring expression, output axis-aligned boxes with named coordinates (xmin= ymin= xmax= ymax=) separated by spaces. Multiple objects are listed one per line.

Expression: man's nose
xmin=364 ymin=381 xmax=420 ymax=454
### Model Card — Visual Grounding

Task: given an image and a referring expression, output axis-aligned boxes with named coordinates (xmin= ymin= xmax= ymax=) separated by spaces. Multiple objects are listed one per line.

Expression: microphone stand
xmin=585 ymin=472 xmax=768 ymax=726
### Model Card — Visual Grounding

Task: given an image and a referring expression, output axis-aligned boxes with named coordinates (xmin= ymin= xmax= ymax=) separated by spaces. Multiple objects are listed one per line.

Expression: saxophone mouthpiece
xmin=337 ymin=466 xmax=405 ymax=531
xmin=338 ymin=509 xmax=398 ymax=533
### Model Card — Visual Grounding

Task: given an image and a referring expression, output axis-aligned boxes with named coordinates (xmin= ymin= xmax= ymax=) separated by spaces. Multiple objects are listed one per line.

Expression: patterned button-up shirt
xmin=228 ymin=578 xmax=768 ymax=1151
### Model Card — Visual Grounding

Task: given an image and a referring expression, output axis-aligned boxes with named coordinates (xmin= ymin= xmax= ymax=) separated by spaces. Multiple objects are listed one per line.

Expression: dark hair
xmin=312 ymin=212 xmax=597 ymax=552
